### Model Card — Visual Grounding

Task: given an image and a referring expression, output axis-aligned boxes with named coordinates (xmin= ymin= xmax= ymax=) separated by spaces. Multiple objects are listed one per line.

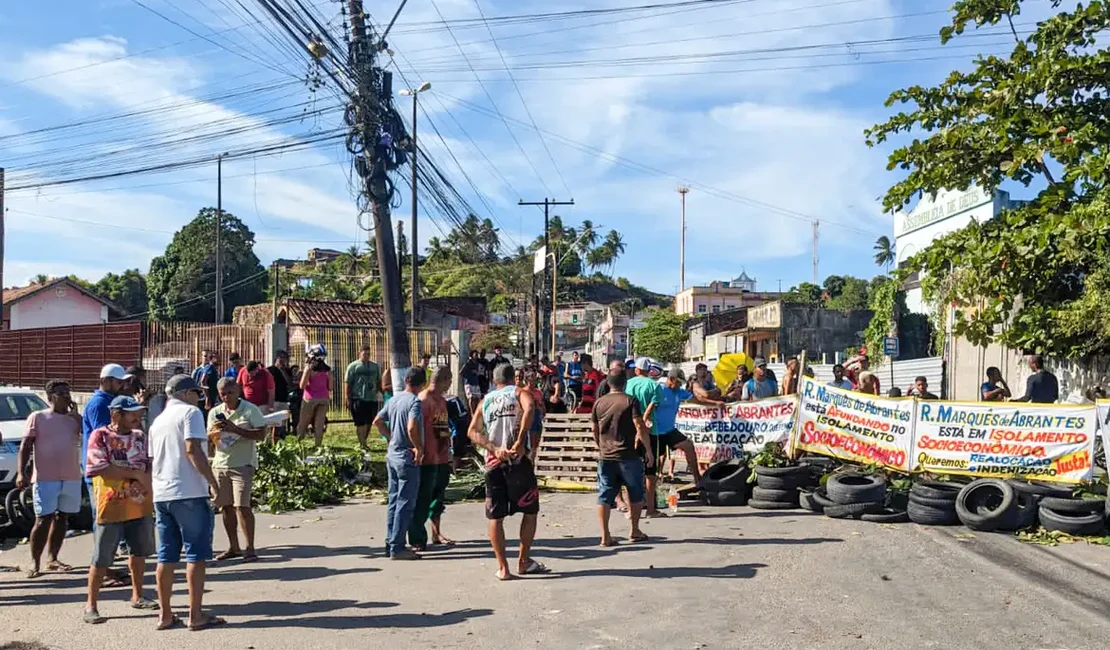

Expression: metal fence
xmin=288 ymin=325 xmax=441 ymax=413
xmin=0 ymin=322 xmax=142 ymax=391
xmin=141 ymin=322 xmax=268 ymax=391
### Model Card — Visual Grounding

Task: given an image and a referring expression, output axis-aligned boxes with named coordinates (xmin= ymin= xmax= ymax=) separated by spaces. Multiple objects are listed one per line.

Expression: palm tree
xmin=603 ymin=230 xmax=626 ymax=276
xmin=339 ymin=245 xmax=364 ymax=277
xmin=579 ymin=220 xmax=600 ymax=250
xmin=873 ymin=235 xmax=895 ymax=270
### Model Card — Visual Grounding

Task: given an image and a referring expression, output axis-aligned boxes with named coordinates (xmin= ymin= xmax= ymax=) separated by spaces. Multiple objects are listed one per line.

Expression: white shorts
xmin=464 ymin=384 xmax=483 ymax=399
xmin=33 ymin=480 xmax=82 ymax=517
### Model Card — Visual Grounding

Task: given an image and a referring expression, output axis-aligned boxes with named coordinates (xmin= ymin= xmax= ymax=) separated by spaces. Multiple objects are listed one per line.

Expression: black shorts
xmin=350 ymin=399 xmax=380 ymax=427
xmin=453 ymin=431 xmax=474 ymax=460
xmin=485 ymin=457 xmax=540 ymax=520
xmin=645 ymin=430 xmax=689 ymax=476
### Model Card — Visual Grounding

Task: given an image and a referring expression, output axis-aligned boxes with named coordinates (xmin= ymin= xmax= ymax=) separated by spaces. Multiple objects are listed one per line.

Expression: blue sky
xmin=0 ymin=0 xmax=1031 ymax=295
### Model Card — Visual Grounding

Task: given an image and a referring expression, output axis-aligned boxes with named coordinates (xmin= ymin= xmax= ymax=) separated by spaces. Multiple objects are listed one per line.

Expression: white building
xmin=894 ymin=186 xmax=1025 ymax=313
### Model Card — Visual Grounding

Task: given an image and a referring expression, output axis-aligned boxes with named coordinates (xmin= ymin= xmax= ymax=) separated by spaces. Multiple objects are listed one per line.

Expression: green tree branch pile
xmin=866 ymin=0 xmax=1110 ymax=357
xmin=253 ymin=438 xmax=365 ymax=513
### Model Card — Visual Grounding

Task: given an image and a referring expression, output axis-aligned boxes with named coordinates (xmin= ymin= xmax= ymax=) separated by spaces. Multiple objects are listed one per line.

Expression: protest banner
xmin=792 ymin=377 xmax=915 ymax=471
xmin=1097 ymin=400 xmax=1110 ymax=471
xmin=914 ymin=401 xmax=1096 ymax=483
xmin=674 ymin=396 xmax=796 ymax=463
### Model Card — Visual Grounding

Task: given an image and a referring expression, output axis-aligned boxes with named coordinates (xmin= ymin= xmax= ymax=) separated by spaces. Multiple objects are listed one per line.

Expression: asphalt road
xmin=1 ymin=493 xmax=1108 ymax=650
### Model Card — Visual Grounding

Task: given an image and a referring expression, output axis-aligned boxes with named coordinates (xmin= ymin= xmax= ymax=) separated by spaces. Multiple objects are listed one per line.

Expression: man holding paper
xmin=207 ymin=377 xmax=266 ymax=563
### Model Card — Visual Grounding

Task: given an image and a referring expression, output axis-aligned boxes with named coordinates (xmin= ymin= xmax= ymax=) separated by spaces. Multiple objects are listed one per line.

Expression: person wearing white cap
xmin=80 ymin=363 xmax=133 ymax=588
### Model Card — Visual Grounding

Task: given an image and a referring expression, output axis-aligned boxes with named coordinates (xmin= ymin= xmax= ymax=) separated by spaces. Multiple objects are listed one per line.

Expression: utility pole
xmin=349 ymin=0 xmax=411 ymax=387
xmin=0 ymin=167 xmax=5 ymax=299
xmin=677 ymin=186 xmax=689 ymax=291
xmin=271 ymin=262 xmax=280 ymax=323
xmin=215 ymin=153 xmax=227 ymax=324
xmin=396 ymin=219 xmax=405 ymax=285
xmin=399 ymin=82 xmax=430 ymax=328
xmin=519 ymin=198 xmax=574 ymax=355
xmin=812 ymin=220 xmax=819 ymax=285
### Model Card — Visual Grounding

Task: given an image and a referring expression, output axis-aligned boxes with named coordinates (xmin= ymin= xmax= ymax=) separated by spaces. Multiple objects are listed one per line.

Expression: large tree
xmin=634 ymin=309 xmax=687 ymax=363
xmin=866 ymin=0 xmax=1110 ymax=356
xmin=94 ymin=269 xmax=148 ymax=317
xmin=147 ymin=207 xmax=266 ymax=322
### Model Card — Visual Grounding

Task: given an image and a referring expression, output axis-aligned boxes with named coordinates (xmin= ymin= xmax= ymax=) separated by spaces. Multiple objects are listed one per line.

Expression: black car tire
xmin=704 ymin=490 xmax=747 ymax=507
xmin=861 ymin=508 xmax=910 ymax=524
xmin=1039 ymin=506 xmax=1106 ymax=536
xmin=908 ymin=500 xmax=959 ymax=526
xmin=755 ymin=474 xmax=805 ymax=491
xmin=798 ymin=490 xmax=823 ymax=513
xmin=910 ymin=481 xmax=962 ymax=501
xmin=826 ymin=473 xmax=887 ymax=505
xmin=753 ymin=465 xmax=809 ymax=479
xmin=813 ymin=488 xmax=837 ymax=508
xmin=751 ymin=487 xmax=798 ymax=503
xmin=824 ymin=501 xmax=885 ymax=519
xmin=956 ymin=480 xmax=1017 ymax=531
xmin=909 ymin=493 xmax=959 ymax=509
xmin=748 ymin=499 xmax=798 ymax=510
xmin=1007 ymin=480 xmax=1072 ymax=499
xmin=1038 ymin=496 xmax=1104 ymax=514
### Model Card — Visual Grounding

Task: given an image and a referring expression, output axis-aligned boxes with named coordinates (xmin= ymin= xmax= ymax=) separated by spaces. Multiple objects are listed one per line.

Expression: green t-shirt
xmin=346 ymin=360 xmax=382 ymax=402
xmin=625 ymin=376 xmax=662 ymax=434
xmin=208 ymin=400 xmax=266 ymax=469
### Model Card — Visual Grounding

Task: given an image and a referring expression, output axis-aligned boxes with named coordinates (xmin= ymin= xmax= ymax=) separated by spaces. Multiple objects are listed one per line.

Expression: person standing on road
xmin=566 ymin=351 xmax=583 ymax=402
xmin=644 ymin=368 xmax=713 ymax=515
xmin=83 ymin=396 xmax=157 ymax=623
xmin=461 ymin=350 xmax=484 ymax=413
xmin=208 ymin=378 xmax=266 ymax=563
xmin=409 ymin=366 xmax=455 ymax=551
xmin=575 ymin=354 xmax=604 ymax=414
xmin=1011 ymin=355 xmax=1059 ymax=404
xmin=150 ymin=375 xmax=223 ymax=632
xmin=981 ymin=367 xmax=1011 ymax=402
xmin=468 ymin=363 xmax=547 ymax=581
xmin=82 ymin=363 xmax=131 ymax=587
xmin=224 ymin=352 xmax=244 ymax=380
xmin=489 ymin=346 xmax=510 ymax=369
xmin=477 ymin=349 xmax=492 ymax=397
xmin=345 ymin=346 xmax=382 ymax=452
xmin=192 ymin=351 xmax=221 ymax=414
xmin=723 ymin=365 xmax=752 ymax=402
xmin=237 ymin=361 xmax=275 ymax=413
xmin=596 ymin=359 xmax=627 ymax=400
xmin=18 ymin=380 xmax=82 ymax=579
xmin=908 ymin=376 xmax=939 ymax=400
xmin=268 ymin=350 xmax=293 ymax=413
xmin=592 ymin=369 xmax=653 ymax=546
xmin=741 ymin=359 xmax=778 ymax=401
xmin=373 ymin=367 xmax=426 ymax=560
xmin=690 ymin=363 xmax=722 ymax=400
xmin=298 ymin=351 xmax=332 ymax=446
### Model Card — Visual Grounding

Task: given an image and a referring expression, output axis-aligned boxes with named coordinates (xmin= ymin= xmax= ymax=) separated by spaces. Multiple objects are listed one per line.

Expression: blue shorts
xmin=155 ymin=497 xmax=215 ymax=564
xmin=597 ymin=459 xmax=646 ymax=507
xmin=33 ymin=480 xmax=82 ymax=517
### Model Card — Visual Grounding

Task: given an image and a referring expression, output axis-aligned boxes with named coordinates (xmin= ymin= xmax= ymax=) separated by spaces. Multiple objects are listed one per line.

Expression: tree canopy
xmin=633 ymin=309 xmax=687 ymax=363
xmin=865 ymin=0 xmax=1110 ymax=356
xmin=94 ymin=269 xmax=148 ymax=317
xmin=147 ymin=207 xmax=266 ymax=322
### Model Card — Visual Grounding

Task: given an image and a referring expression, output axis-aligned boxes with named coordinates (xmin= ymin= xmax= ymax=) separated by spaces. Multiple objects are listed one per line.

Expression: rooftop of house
xmin=2 ymin=278 xmax=122 ymax=315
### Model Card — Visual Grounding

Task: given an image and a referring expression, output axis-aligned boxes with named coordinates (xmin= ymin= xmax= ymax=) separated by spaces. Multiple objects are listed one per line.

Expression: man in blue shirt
xmin=565 ymin=351 xmax=583 ymax=402
xmin=224 ymin=352 xmax=244 ymax=379
xmin=646 ymin=367 xmax=721 ymax=516
xmin=372 ymin=367 xmax=426 ymax=561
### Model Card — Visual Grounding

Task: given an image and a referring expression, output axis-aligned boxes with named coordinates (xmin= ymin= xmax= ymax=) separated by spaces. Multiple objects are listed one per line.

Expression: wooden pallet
xmin=536 ymin=414 xmax=598 ymax=484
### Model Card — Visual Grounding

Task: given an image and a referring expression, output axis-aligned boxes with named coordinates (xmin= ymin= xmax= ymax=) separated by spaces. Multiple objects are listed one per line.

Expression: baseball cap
xmin=646 ymin=359 xmax=664 ymax=378
xmin=100 ymin=363 xmax=132 ymax=381
xmin=627 ymin=357 xmax=639 ymax=369
xmin=109 ymin=395 xmax=145 ymax=412
xmin=753 ymin=357 xmax=768 ymax=367
xmin=166 ymin=374 xmax=202 ymax=395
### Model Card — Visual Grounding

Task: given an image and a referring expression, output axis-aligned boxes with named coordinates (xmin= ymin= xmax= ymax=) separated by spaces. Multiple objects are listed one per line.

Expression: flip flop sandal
xmin=241 ymin=553 xmax=259 ymax=564
xmin=158 ymin=616 xmax=184 ymax=631
xmin=598 ymin=539 xmax=617 ymax=548
xmin=25 ymin=568 xmax=42 ymax=579
xmin=83 ymin=609 xmax=107 ymax=625
xmin=519 ymin=560 xmax=550 ymax=575
xmin=47 ymin=561 xmax=74 ymax=572
xmin=215 ymin=551 xmax=241 ymax=562
xmin=131 ymin=597 xmax=160 ymax=610
xmin=103 ymin=576 xmax=131 ymax=588
xmin=628 ymin=533 xmax=650 ymax=543
xmin=189 ymin=614 xmax=228 ymax=632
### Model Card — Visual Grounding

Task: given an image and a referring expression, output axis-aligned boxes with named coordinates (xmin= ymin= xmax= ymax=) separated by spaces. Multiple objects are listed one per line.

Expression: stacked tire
xmin=701 ymin=458 xmax=750 ymax=506
xmin=954 ymin=479 xmax=1038 ymax=532
xmin=1038 ymin=494 xmax=1106 ymax=536
xmin=820 ymin=473 xmax=906 ymax=521
xmin=908 ymin=480 xmax=961 ymax=526
xmin=748 ymin=465 xmax=809 ymax=510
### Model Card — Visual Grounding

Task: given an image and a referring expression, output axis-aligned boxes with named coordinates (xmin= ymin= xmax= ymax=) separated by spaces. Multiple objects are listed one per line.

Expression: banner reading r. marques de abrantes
xmin=792 ymin=377 xmax=915 ymax=471
xmin=674 ymin=396 xmax=796 ymax=463
xmin=916 ymin=401 xmax=1097 ymax=483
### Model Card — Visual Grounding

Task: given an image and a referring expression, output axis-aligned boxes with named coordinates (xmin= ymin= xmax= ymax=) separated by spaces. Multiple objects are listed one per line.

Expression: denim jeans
xmin=385 ymin=452 xmax=420 ymax=555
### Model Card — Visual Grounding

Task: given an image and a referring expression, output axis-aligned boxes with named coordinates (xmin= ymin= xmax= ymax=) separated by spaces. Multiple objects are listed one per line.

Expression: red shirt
xmin=576 ymin=369 xmax=604 ymax=414
xmin=238 ymin=366 xmax=275 ymax=407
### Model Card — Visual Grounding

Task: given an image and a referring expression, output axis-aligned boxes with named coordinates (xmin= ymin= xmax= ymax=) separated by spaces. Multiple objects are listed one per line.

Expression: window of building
xmin=712 ymin=305 xmax=721 ymax=313
xmin=697 ymin=304 xmax=707 ymax=313
xmin=619 ymin=334 xmax=627 ymax=344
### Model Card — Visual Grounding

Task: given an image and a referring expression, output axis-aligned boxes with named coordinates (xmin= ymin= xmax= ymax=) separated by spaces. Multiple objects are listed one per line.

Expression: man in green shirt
xmin=346 ymin=346 xmax=382 ymax=451
xmin=207 ymin=377 xmax=266 ymax=562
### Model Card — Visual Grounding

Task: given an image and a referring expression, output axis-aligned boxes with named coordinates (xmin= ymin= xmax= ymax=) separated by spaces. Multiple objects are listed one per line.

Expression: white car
xmin=0 ymin=388 xmax=50 ymax=487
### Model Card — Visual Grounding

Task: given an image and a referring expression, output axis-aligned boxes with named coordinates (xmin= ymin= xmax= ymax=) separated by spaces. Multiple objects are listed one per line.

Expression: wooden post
xmin=787 ymin=349 xmax=807 ymax=460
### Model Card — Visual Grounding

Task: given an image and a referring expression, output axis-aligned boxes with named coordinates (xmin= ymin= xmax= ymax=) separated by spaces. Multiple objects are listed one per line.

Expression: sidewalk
xmin=1 ymin=493 xmax=1108 ymax=650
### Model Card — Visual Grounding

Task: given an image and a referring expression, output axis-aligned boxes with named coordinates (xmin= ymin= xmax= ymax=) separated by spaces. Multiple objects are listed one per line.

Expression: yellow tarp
xmin=712 ymin=353 xmax=754 ymax=390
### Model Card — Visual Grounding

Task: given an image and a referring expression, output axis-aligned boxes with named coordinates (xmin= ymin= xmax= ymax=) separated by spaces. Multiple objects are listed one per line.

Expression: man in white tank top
xmin=468 ymin=362 xmax=549 ymax=581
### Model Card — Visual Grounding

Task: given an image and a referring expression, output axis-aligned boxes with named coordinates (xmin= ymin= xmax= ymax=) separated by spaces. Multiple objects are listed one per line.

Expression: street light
xmin=398 ymin=82 xmax=431 ymax=327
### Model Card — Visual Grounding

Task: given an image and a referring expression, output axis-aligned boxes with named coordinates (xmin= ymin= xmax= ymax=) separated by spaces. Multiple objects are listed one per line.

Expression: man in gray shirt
xmin=741 ymin=358 xmax=778 ymax=401
xmin=372 ymin=367 xmax=426 ymax=560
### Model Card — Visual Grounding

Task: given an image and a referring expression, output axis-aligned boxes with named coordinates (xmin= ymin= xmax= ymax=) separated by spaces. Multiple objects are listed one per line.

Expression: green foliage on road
xmin=254 ymin=437 xmax=364 ymax=513
xmin=634 ymin=309 xmax=688 ymax=363
xmin=147 ymin=207 xmax=267 ymax=322
xmin=867 ymin=0 xmax=1110 ymax=356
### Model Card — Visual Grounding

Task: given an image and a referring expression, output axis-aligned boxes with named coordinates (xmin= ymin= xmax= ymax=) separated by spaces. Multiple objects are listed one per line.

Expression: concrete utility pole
xmin=518 ymin=198 xmax=574 ymax=355
xmin=677 ymin=186 xmax=689 ymax=291
xmin=0 ymin=168 xmax=5 ymax=299
xmin=349 ymin=0 xmax=411 ymax=387
xmin=812 ymin=220 xmax=820 ymax=285
xmin=399 ymin=82 xmax=430 ymax=328
xmin=215 ymin=153 xmax=228 ymax=324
